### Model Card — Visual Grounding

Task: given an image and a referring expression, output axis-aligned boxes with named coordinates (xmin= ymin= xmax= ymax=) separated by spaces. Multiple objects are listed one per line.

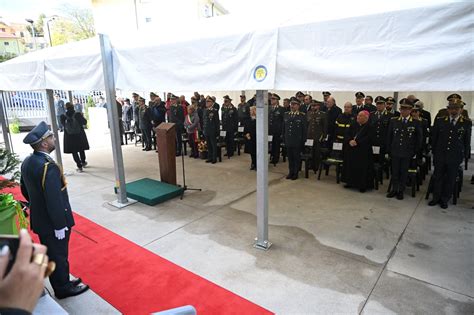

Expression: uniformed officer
xmin=221 ymin=95 xmax=238 ymax=158
xmin=237 ymin=94 xmax=250 ymax=126
xmin=369 ymin=96 xmax=392 ymax=162
xmin=169 ymin=94 xmax=185 ymax=156
xmin=269 ymin=93 xmax=285 ymax=164
xmin=20 ymin=121 xmax=89 ymax=299
xmin=322 ymin=91 xmax=331 ymax=111
xmin=334 ymin=102 xmax=355 ymax=150
xmin=411 ymin=105 xmax=430 ymax=160
xmin=353 ymin=92 xmax=369 ymax=114
xmin=407 ymin=95 xmax=431 ymax=126
xmin=306 ymin=101 xmax=328 ymax=171
xmin=300 ymin=94 xmax=312 ymax=113
xmin=283 ymin=97 xmax=307 ymax=180
xmin=385 ymin=97 xmax=400 ymax=117
xmin=364 ymin=95 xmax=377 ymax=113
xmin=436 ymin=94 xmax=470 ymax=119
xmin=296 ymin=91 xmax=305 ymax=108
xmin=386 ymin=99 xmax=423 ymax=200
xmin=326 ymin=96 xmax=342 ymax=148
xmin=203 ymin=97 xmax=220 ymax=164
xmin=429 ymin=100 xmax=471 ymax=208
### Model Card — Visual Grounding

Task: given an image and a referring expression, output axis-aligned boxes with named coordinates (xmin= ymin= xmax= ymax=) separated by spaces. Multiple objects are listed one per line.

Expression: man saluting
xmin=20 ymin=121 xmax=89 ymax=299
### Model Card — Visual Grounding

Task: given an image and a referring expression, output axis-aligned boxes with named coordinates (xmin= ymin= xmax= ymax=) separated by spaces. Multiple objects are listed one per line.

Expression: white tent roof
xmin=0 ymin=1 xmax=472 ymax=92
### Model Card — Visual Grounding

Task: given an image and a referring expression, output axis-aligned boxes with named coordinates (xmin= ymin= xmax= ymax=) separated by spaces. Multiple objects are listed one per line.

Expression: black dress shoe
xmin=70 ymin=278 xmax=82 ymax=286
xmin=439 ymin=201 xmax=448 ymax=209
xmin=359 ymin=188 xmax=366 ymax=193
xmin=344 ymin=184 xmax=352 ymax=189
xmin=291 ymin=174 xmax=298 ymax=180
xmin=286 ymin=174 xmax=292 ymax=179
xmin=250 ymin=165 xmax=256 ymax=170
xmin=205 ymin=160 xmax=212 ymax=163
xmin=396 ymin=192 xmax=404 ymax=200
xmin=55 ymin=284 xmax=90 ymax=299
xmin=211 ymin=160 xmax=217 ymax=164
xmin=428 ymin=199 xmax=439 ymax=206
xmin=386 ymin=191 xmax=397 ymax=198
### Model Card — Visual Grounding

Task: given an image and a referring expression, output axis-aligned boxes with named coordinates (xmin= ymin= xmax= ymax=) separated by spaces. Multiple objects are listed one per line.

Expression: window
xmin=4 ymin=42 xmax=9 ymax=46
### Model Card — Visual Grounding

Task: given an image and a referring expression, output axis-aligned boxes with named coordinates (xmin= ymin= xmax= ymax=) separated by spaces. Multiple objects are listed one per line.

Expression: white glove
xmin=54 ymin=227 xmax=69 ymax=240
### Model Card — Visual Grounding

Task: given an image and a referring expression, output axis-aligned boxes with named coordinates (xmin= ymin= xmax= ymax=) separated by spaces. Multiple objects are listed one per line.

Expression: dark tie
xmin=403 ymin=118 xmax=407 ymax=124
xmin=451 ymin=118 xmax=456 ymax=126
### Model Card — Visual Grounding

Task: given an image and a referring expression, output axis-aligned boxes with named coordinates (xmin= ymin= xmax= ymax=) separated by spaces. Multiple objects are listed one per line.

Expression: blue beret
xmin=23 ymin=121 xmax=53 ymax=145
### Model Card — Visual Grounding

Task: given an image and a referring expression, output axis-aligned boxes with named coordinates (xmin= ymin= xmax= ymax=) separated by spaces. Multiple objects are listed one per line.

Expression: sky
xmin=0 ymin=0 xmax=92 ymax=23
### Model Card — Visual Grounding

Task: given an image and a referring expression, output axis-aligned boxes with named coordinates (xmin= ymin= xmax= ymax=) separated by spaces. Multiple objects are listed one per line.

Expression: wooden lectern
xmin=155 ymin=123 xmax=177 ymax=185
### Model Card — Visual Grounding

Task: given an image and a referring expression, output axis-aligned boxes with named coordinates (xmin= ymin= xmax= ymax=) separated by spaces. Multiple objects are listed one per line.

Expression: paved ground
xmin=10 ymin=129 xmax=474 ymax=315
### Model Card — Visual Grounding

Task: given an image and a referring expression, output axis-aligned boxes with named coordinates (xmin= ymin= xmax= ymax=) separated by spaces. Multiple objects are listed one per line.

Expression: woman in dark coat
xmin=342 ymin=110 xmax=374 ymax=192
xmin=244 ymin=106 xmax=257 ymax=170
xmin=60 ymin=102 xmax=89 ymax=172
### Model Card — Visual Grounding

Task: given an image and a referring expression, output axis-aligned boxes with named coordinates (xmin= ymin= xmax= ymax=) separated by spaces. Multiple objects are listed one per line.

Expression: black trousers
xmin=251 ymin=153 xmax=256 ymax=167
xmin=311 ymin=143 xmax=322 ymax=171
xmin=433 ymin=161 xmax=459 ymax=203
xmin=141 ymin=127 xmax=152 ymax=149
xmin=39 ymin=229 xmax=71 ymax=292
xmin=176 ymin=128 xmax=183 ymax=154
xmin=271 ymin=134 xmax=282 ymax=163
xmin=56 ymin=115 xmax=63 ymax=131
xmin=391 ymin=156 xmax=410 ymax=192
xmin=188 ymin=134 xmax=198 ymax=157
xmin=72 ymin=151 xmax=86 ymax=168
xmin=287 ymin=146 xmax=302 ymax=176
xmin=206 ymin=134 xmax=217 ymax=162
xmin=225 ymin=131 xmax=235 ymax=156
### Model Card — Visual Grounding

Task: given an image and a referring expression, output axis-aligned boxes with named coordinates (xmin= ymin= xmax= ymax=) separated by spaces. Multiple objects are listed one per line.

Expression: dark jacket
xmin=203 ymin=108 xmax=220 ymax=137
xmin=431 ymin=116 xmax=471 ymax=165
xmin=386 ymin=116 xmax=423 ymax=158
xmin=60 ymin=109 xmax=89 ymax=154
xmin=283 ymin=111 xmax=307 ymax=148
xmin=269 ymin=105 xmax=285 ymax=136
xmin=221 ymin=105 xmax=238 ymax=133
xmin=369 ymin=110 xmax=392 ymax=148
xmin=20 ymin=152 xmax=75 ymax=235
xmin=243 ymin=118 xmax=256 ymax=155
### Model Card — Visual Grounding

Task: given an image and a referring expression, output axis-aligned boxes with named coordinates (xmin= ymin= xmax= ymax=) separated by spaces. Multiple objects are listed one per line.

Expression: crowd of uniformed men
xmin=121 ymin=91 xmax=471 ymax=209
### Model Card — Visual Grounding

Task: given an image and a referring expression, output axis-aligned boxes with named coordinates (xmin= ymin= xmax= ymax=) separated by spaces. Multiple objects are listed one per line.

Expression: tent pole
xmin=254 ymin=90 xmax=272 ymax=250
xmin=0 ymin=91 xmax=12 ymax=153
xmin=67 ymin=91 xmax=73 ymax=103
xmin=46 ymin=89 xmax=63 ymax=166
xmin=99 ymin=33 xmax=136 ymax=208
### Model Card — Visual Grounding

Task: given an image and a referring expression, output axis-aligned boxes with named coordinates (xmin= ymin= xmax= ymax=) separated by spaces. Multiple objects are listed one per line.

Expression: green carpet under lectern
xmin=125 ymin=178 xmax=183 ymax=206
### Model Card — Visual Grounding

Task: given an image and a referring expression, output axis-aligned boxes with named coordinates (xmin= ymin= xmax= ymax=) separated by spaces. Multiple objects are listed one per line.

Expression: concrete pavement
xmin=9 ymin=129 xmax=473 ymax=314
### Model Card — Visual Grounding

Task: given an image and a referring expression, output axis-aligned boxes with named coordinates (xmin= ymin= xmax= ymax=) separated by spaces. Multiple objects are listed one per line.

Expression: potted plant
xmin=9 ymin=117 xmax=20 ymax=134
xmin=198 ymin=140 xmax=208 ymax=160
xmin=0 ymin=147 xmax=28 ymax=235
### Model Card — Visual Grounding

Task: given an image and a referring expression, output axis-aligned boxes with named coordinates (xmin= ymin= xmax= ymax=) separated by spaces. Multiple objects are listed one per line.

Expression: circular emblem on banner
xmin=253 ymin=65 xmax=268 ymax=82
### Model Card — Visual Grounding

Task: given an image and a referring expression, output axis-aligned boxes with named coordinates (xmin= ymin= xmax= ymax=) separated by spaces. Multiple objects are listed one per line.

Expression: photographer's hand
xmin=0 ymin=229 xmax=48 ymax=313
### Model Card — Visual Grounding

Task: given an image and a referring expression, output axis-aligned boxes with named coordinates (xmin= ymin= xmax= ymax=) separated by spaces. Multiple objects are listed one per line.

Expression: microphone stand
xmin=180 ymin=133 xmax=201 ymax=199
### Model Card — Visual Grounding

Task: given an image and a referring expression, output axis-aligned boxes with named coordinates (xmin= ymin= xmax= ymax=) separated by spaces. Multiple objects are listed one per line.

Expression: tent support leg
xmin=99 ymin=33 xmax=136 ymax=208
xmin=254 ymin=90 xmax=272 ymax=250
xmin=0 ymin=91 xmax=12 ymax=153
xmin=46 ymin=89 xmax=63 ymax=166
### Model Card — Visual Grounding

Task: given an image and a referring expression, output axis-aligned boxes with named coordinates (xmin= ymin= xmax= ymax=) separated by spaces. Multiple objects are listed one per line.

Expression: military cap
xmin=365 ymin=95 xmax=374 ymax=101
xmin=132 ymin=92 xmax=139 ymax=97
xmin=311 ymin=100 xmax=323 ymax=106
xmin=412 ymin=104 xmax=421 ymax=111
xmin=322 ymin=91 xmax=331 ymax=96
xmin=399 ymin=98 xmax=414 ymax=108
xmin=223 ymin=95 xmax=232 ymax=101
xmin=374 ymin=96 xmax=386 ymax=103
xmin=447 ymin=93 xmax=462 ymax=101
xmin=170 ymin=94 xmax=178 ymax=99
xmin=23 ymin=121 xmax=53 ymax=145
xmin=296 ymin=91 xmax=305 ymax=97
xmin=385 ymin=97 xmax=395 ymax=104
xmin=290 ymin=97 xmax=300 ymax=104
xmin=271 ymin=93 xmax=281 ymax=100
xmin=355 ymin=92 xmax=365 ymax=99
xmin=150 ymin=92 xmax=158 ymax=97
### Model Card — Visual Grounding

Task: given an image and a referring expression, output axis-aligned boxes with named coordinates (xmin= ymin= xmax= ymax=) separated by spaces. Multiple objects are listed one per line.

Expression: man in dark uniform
xmin=326 ymin=96 xmax=342 ymax=148
xmin=369 ymin=96 xmax=392 ymax=162
xmin=300 ymin=94 xmax=312 ymax=113
xmin=385 ymin=97 xmax=400 ymax=117
xmin=283 ymin=98 xmax=291 ymax=112
xmin=436 ymin=94 xmax=470 ymax=119
xmin=237 ymin=94 xmax=250 ymax=126
xmin=283 ymin=97 xmax=307 ymax=180
xmin=307 ymin=101 xmax=327 ymax=171
xmin=322 ymin=91 xmax=331 ymax=112
xmin=169 ymin=94 xmax=185 ymax=156
xmin=20 ymin=121 xmax=89 ymax=299
xmin=221 ymin=95 xmax=238 ymax=158
xmin=269 ymin=93 xmax=285 ymax=164
xmin=203 ymin=97 xmax=220 ymax=164
xmin=296 ymin=91 xmax=305 ymax=108
xmin=429 ymin=100 xmax=471 ymax=209
xmin=386 ymin=99 xmax=423 ymax=200
xmin=406 ymin=95 xmax=431 ymax=126
xmin=364 ymin=95 xmax=377 ymax=113
xmin=411 ymin=105 xmax=431 ymax=162
xmin=353 ymin=92 xmax=368 ymax=115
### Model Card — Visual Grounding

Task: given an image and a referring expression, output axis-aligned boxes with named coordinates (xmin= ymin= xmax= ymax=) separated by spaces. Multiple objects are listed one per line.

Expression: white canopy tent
xmin=0 ymin=0 xmax=472 ymax=248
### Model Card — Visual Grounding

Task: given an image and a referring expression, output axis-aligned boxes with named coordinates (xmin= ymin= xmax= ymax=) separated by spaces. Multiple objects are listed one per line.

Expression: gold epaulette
xmin=42 ymin=162 xmax=67 ymax=191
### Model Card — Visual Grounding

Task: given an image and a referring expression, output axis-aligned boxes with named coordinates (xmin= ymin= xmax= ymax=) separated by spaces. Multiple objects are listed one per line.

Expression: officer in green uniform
xmin=369 ymin=96 xmax=392 ymax=162
xmin=203 ymin=97 xmax=220 ymax=164
xmin=385 ymin=97 xmax=400 ymax=117
xmin=429 ymin=100 xmax=471 ymax=208
xmin=237 ymin=94 xmax=250 ymax=126
xmin=306 ymin=100 xmax=327 ymax=171
xmin=386 ymin=98 xmax=423 ymax=200
xmin=283 ymin=97 xmax=307 ymax=180
xmin=435 ymin=93 xmax=470 ymax=119
xmin=169 ymin=94 xmax=185 ymax=156
xmin=221 ymin=95 xmax=238 ymax=158
xmin=269 ymin=93 xmax=285 ymax=164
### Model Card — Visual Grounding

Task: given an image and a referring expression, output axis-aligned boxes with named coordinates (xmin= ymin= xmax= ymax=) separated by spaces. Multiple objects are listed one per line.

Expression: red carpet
xmin=3 ymin=183 xmax=273 ymax=315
